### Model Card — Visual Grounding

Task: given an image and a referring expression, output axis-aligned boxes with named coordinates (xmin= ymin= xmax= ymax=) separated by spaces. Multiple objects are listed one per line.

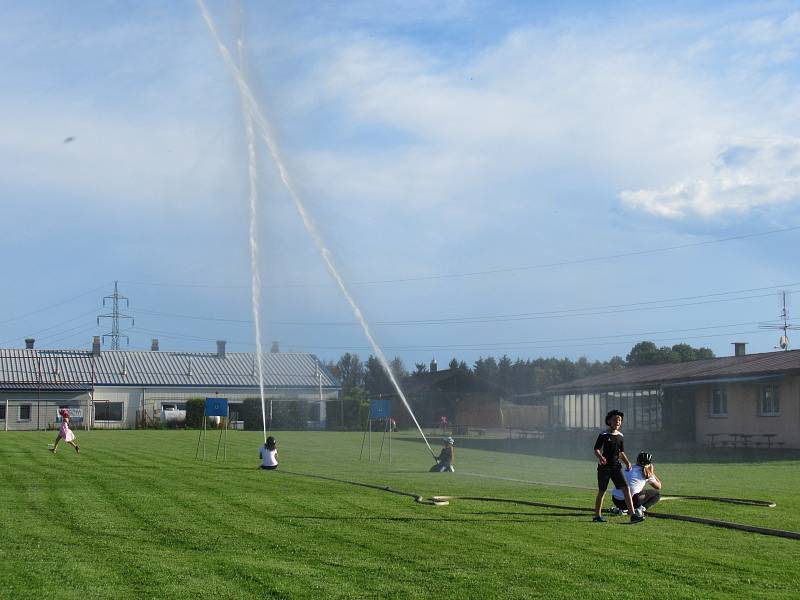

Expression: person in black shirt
xmin=593 ymin=410 xmax=643 ymax=523
xmin=430 ymin=437 xmax=455 ymax=472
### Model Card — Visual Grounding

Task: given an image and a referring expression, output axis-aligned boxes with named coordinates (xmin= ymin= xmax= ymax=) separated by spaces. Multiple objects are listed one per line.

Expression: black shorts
xmin=597 ymin=463 xmax=626 ymax=492
xmin=260 ymin=465 xmax=278 ymax=470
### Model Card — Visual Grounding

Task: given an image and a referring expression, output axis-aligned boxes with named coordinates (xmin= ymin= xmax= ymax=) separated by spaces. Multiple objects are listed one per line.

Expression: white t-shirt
xmin=612 ymin=465 xmax=655 ymax=499
xmin=259 ymin=446 xmax=278 ymax=467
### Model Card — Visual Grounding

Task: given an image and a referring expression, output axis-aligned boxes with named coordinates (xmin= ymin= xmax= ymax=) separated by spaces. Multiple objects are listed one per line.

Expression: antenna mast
xmin=759 ymin=290 xmax=798 ymax=351
xmin=97 ymin=281 xmax=134 ymax=350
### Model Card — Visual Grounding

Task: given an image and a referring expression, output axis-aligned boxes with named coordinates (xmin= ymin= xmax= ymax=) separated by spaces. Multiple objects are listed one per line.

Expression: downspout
xmin=88 ymin=353 xmax=95 ymax=431
xmin=36 ymin=351 xmax=41 ymax=431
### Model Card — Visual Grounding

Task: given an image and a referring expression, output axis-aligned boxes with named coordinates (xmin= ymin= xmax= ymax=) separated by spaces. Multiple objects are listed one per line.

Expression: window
xmin=0 ymin=404 xmax=5 ymax=420
xmin=19 ymin=404 xmax=31 ymax=421
xmin=94 ymin=402 xmax=123 ymax=421
xmin=161 ymin=402 xmax=186 ymax=411
xmin=759 ymin=384 xmax=780 ymax=416
xmin=710 ymin=387 xmax=727 ymax=417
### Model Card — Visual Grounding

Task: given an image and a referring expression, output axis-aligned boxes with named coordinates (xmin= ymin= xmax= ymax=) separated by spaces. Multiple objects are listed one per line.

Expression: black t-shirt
xmin=438 ymin=446 xmax=453 ymax=464
xmin=594 ymin=431 xmax=625 ymax=465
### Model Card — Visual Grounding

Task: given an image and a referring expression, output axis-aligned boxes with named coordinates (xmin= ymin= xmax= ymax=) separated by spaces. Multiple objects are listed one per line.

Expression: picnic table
xmin=731 ymin=433 xmax=754 ymax=447
xmin=506 ymin=428 xmax=544 ymax=440
xmin=760 ymin=433 xmax=778 ymax=448
xmin=706 ymin=433 xmax=722 ymax=447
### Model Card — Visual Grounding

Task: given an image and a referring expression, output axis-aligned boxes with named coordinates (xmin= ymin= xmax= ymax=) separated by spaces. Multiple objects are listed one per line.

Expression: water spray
xmin=235 ymin=12 xmax=269 ymax=444
xmin=197 ymin=0 xmax=437 ymax=459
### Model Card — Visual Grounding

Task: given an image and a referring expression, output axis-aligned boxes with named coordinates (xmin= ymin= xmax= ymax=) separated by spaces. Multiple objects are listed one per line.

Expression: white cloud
xmin=619 ymin=135 xmax=800 ymax=219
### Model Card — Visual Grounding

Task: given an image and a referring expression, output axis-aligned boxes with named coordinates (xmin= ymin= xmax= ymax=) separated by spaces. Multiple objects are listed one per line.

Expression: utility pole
xmin=97 ymin=281 xmax=134 ymax=349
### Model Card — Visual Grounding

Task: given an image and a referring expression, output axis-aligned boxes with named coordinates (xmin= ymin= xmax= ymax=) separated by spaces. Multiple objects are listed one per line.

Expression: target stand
xmin=360 ymin=399 xmax=393 ymax=464
xmin=195 ymin=397 xmax=229 ymax=461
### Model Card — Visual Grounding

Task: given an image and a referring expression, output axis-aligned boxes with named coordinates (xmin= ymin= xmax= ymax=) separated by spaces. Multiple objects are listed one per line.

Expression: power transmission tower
xmin=97 ymin=281 xmax=134 ymax=349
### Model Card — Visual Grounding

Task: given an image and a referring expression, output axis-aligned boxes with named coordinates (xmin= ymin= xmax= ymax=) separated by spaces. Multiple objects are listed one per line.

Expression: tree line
xmin=325 ymin=340 xmax=715 ymax=402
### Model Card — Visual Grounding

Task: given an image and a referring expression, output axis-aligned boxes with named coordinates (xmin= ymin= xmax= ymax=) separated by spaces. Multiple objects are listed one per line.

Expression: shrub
xmin=185 ymin=398 xmax=204 ymax=428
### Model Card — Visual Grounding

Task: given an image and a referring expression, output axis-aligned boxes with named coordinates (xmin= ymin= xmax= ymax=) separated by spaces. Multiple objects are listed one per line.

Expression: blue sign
xmin=369 ymin=399 xmax=391 ymax=419
xmin=205 ymin=398 xmax=228 ymax=417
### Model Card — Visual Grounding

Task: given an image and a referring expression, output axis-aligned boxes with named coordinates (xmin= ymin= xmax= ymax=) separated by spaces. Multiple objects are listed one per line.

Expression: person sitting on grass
xmin=593 ymin=410 xmax=643 ymax=523
xmin=51 ymin=410 xmax=79 ymax=454
xmin=611 ymin=451 xmax=662 ymax=518
xmin=259 ymin=436 xmax=278 ymax=470
xmin=430 ymin=437 xmax=455 ymax=472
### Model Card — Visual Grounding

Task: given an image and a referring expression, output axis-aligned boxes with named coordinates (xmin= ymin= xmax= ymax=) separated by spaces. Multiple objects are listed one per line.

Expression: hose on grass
xmin=281 ymin=469 xmax=438 ymax=505
xmin=433 ymin=495 xmax=800 ymax=540
xmin=660 ymin=494 xmax=775 ymax=508
xmin=279 ymin=469 xmax=799 ymax=540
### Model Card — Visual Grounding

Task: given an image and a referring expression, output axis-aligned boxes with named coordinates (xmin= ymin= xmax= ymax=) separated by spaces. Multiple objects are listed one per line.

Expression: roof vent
xmin=430 ymin=358 xmax=438 ymax=373
xmin=151 ymin=338 xmax=159 ymax=352
xmin=25 ymin=338 xmax=35 ymax=349
xmin=270 ymin=341 xmax=280 ymax=353
xmin=216 ymin=340 xmax=226 ymax=359
xmin=733 ymin=342 xmax=747 ymax=357
xmin=92 ymin=336 xmax=101 ymax=357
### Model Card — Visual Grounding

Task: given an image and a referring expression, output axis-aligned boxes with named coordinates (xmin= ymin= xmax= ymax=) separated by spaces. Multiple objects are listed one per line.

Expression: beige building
xmin=545 ymin=347 xmax=800 ymax=449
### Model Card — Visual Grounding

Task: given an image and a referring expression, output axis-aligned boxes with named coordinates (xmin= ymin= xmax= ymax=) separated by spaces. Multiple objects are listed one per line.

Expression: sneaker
xmin=640 ymin=505 xmax=647 ymax=514
xmin=609 ymin=507 xmax=622 ymax=516
xmin=75 ymin=446 xmax=80 ymax=453
xmin=592 ymin=516 xmax=606 ymax=522
xmin=630 ymin=514 xmax=645 ymax=524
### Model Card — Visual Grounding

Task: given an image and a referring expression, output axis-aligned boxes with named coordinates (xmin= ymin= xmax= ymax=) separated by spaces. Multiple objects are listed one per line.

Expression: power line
xmin=278 ymin=328 xmax=768 ymax=355
xmin=0 ymin=283 xmax=110 ymax=326
xmin=117 ymin=225 xmax=800 ymax=289
xmin=135 ymin=307 xmax=251 ymax=324
xmin=0 ymin=308 xmax=100 ymax=346
xmin=131 ymin=283 xmax=799 ymax=327
xmin=346 ymin=225 xmax=800 ymax=285
xmin=127 ymin=319 xmax=769 ymax=353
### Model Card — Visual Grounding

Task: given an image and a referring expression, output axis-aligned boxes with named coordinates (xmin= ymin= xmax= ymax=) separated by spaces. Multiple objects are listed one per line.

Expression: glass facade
xmin=548 ymin=388 xmax=662 ymax=431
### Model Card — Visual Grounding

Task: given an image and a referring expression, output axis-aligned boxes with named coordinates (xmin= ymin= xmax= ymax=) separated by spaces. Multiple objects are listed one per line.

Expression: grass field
xmin=1 ymin=429 xmax=799 ymax=599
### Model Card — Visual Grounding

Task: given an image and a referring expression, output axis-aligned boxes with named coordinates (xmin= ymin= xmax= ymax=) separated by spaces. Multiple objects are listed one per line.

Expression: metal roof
xmin=0 ymin=349 xmax=339 ymax=390
xmin=545 ymin=349 xmax=800 ymax=393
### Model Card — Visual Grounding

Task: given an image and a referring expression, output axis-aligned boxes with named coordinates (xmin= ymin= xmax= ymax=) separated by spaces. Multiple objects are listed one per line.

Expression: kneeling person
xmin=430 ymin=437 xmax=455 ymax=472
xmin=612 ymin=452 xmax=661 ymax=517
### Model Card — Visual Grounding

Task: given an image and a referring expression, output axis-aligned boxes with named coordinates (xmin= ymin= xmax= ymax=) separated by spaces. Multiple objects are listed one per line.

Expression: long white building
xmin=0 ymin=337 xmax=340 ymax=430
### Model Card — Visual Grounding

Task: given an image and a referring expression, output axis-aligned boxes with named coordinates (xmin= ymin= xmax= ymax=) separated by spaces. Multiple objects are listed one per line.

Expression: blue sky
xmin=1 ymin=0 xmax=799 ymax=369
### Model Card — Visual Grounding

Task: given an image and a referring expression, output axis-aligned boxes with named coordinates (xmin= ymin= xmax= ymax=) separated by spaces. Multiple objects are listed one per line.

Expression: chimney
xmin=24 ymin=338 xmax=35 ymax=349
xmin=270 ymin=341 xmax=280 ymax=353
xmin=733 ymin=342 xmax=747 ymax=357
xmin=92 ymin=336 xmax=101 ymax=357
xmin=216 ymin=340 xmax=226 ymax=359
xmin=430 ymin=358 xmax=438 ymax=373
xmin=151 ymin=338 xmax=160 ymax=352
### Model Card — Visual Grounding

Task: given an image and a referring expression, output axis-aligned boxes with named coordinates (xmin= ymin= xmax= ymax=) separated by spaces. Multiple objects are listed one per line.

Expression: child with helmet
xmin=430 ymin=437 xmax=455 ymax=472
xmin=611 ymin=451 xmax=662 ymax=517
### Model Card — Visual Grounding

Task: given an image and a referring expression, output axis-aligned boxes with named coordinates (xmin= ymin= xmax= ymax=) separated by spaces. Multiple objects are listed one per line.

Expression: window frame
xmin=18 ymin=404 xmax=32 ymax=422
xmin=709 ymin=386 xmax=728 ymax=417
xmin=759 ymin=383 xmax=780 ymax=417
xmin=94 ymin=401 xmax=124 ymax=422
